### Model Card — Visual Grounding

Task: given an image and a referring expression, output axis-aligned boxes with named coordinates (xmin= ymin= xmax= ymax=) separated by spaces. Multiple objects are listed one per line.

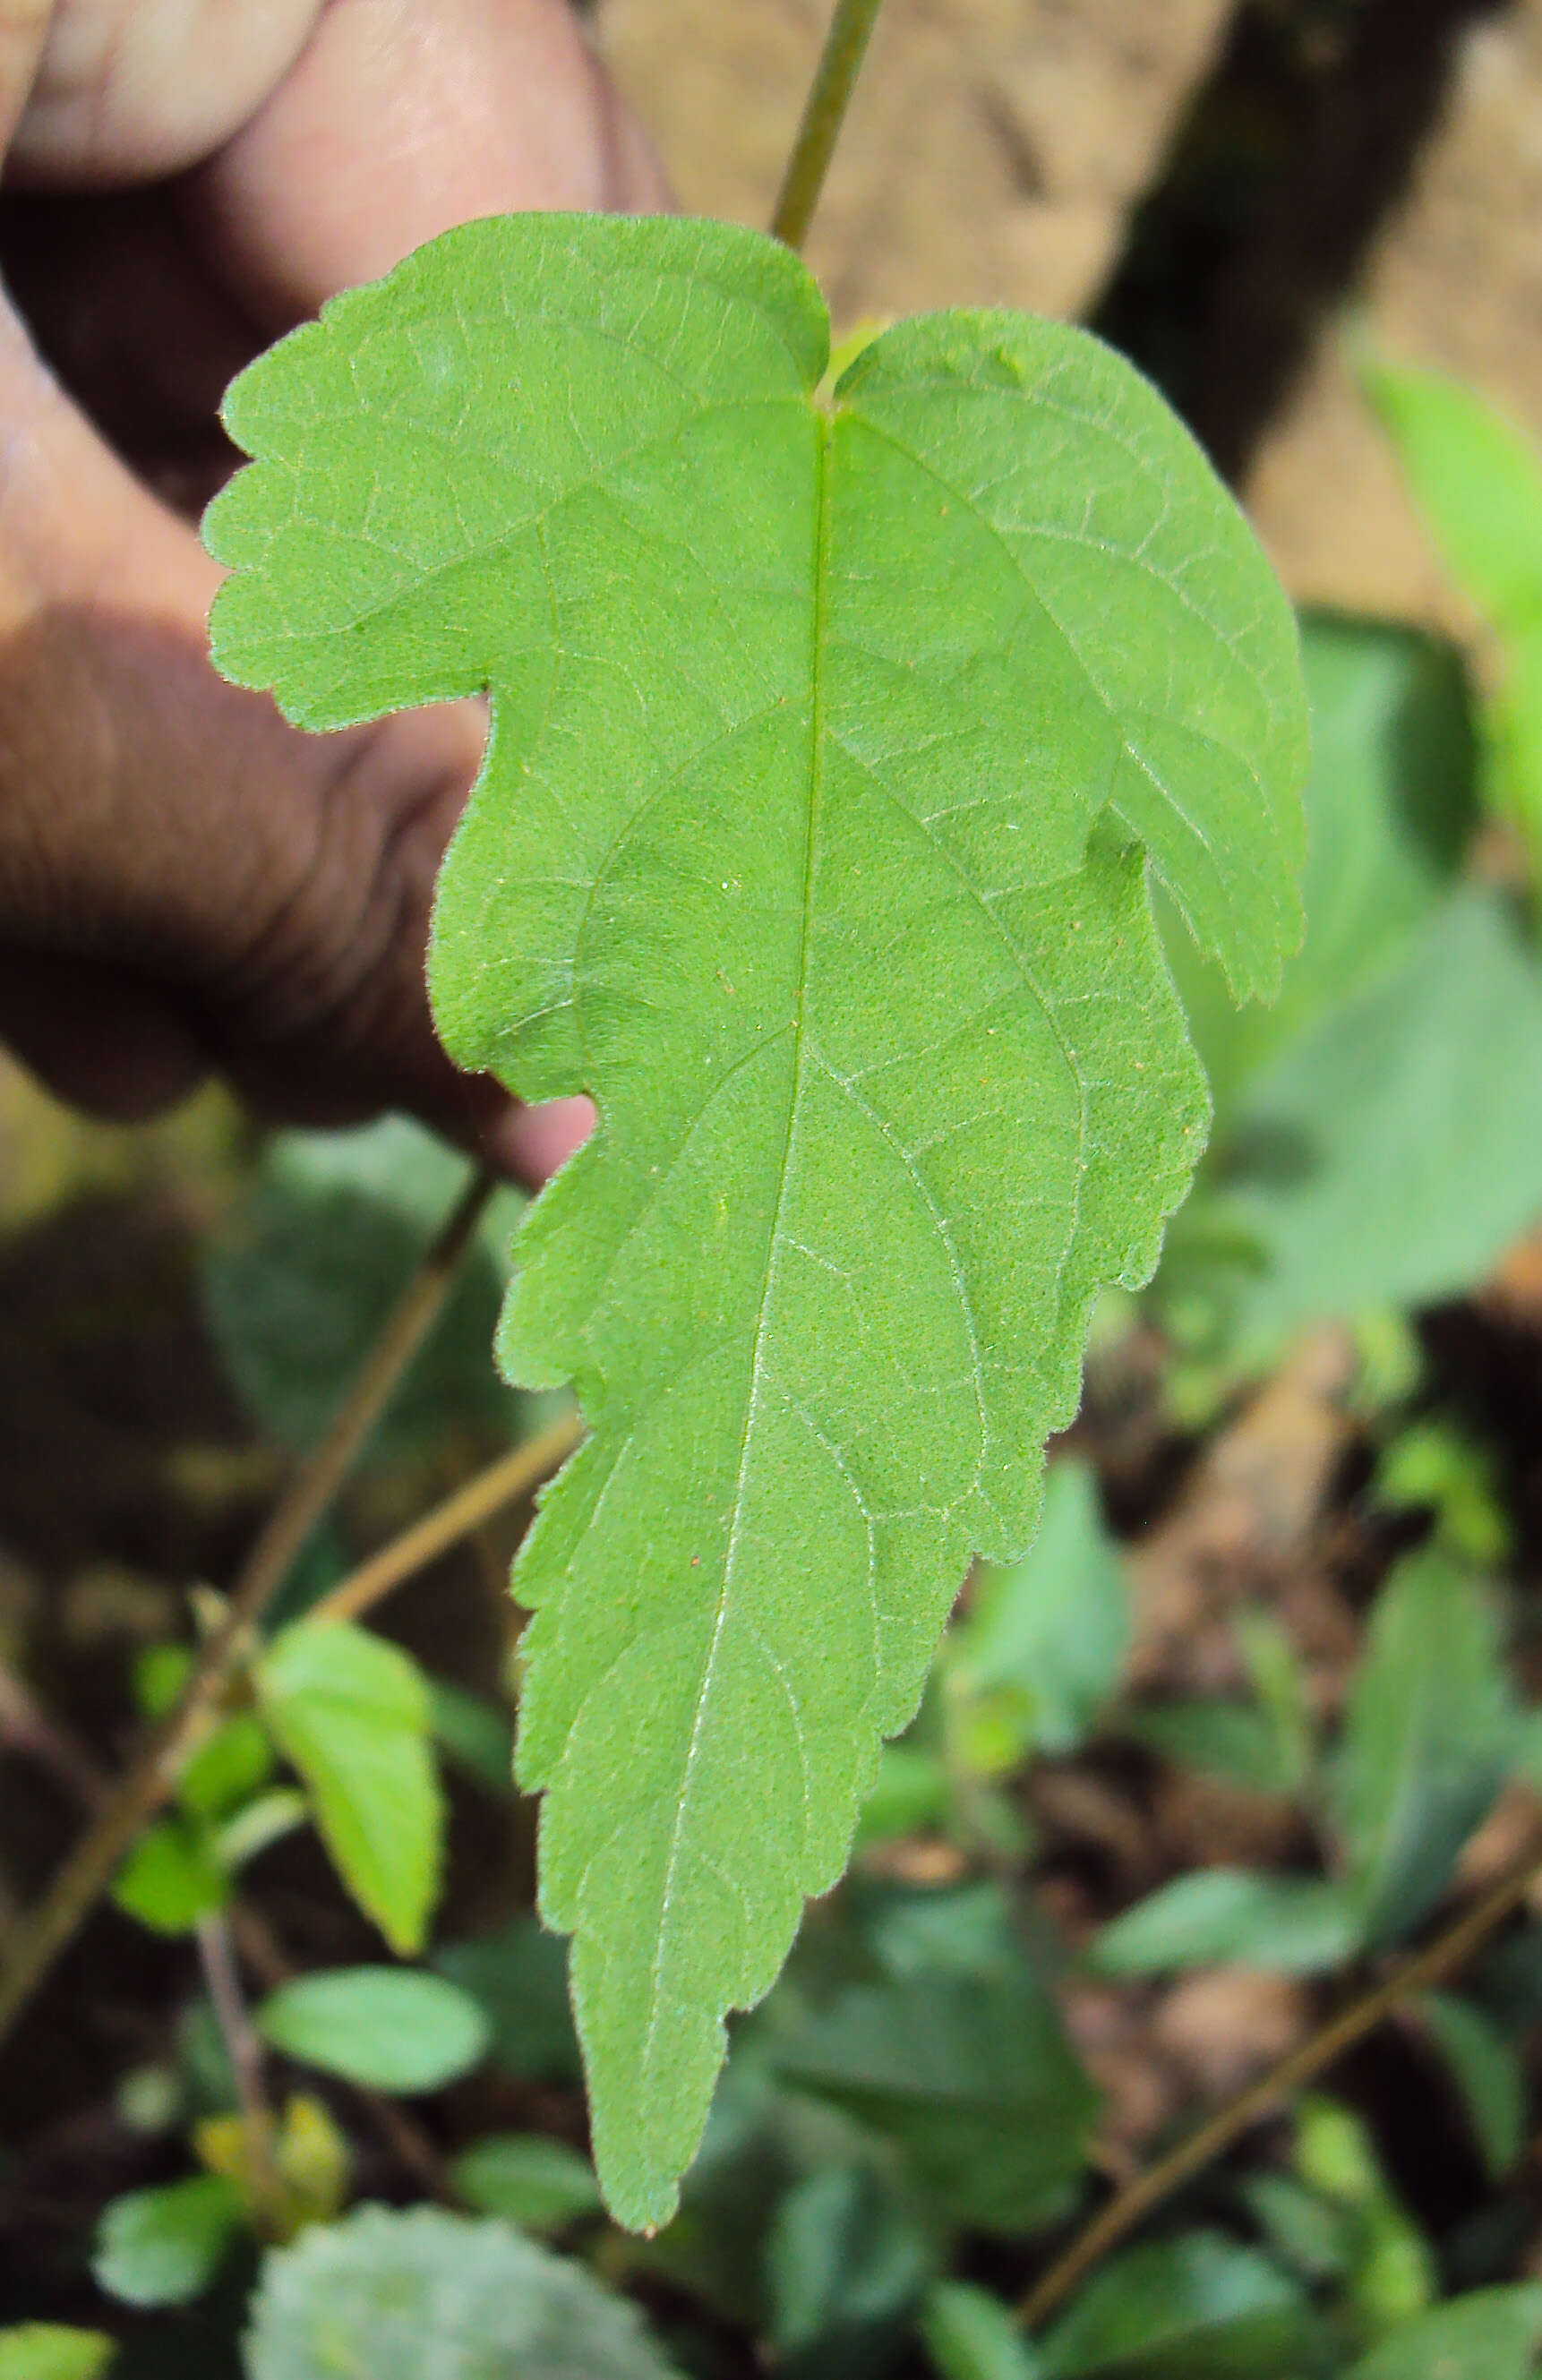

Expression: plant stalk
xmin=0 ymin=1167 xmax=496 ymax=2054
xmin=308 ymin=1410 xmax=582 ymax=1631
xmin=197 ymin=1910 xmax=284 ymax=2237
xmin=770 ymin=0 xmax=887 ymax=253
xmin=1016 ymin=1830 xmax=1542 ymax=2332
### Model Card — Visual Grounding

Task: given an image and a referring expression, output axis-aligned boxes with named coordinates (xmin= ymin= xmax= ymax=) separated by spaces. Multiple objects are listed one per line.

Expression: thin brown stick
xmin=197 ymin=1910 xmax=283 ymax=2235
xmin=227 ymin=1901 xmax=457 ymax=2204
xmin=1017 ymin=1833 xmax=1542 ymax=2332
xmin=308 ymin=1411 xmax=583 ymax=1631
xmin=0 ymin=1168 xmax=496 ymax=2052
xmin=769 ymin=0 xmax=887 ymax=253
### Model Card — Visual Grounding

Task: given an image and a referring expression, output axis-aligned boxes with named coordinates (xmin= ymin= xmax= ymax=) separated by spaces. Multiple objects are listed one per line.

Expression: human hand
xmin=0 ymin=0 xmax=667 ymax=1180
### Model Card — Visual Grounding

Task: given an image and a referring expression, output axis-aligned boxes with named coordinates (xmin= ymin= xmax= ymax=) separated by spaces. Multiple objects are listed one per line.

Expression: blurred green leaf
xmin=1037 ymin=2230 xmax=1313 ymax=2379
xmin=1375 ymin=1421 xmax=1511 ymax=1567
xmin=855 ymin=1744 xmax=953 ymax=1846
xmin=214 ymin=1787 xmax=307 ymax=1873
xmin=256 ymin=1619 xmax=443 ymax=1956
xmin=1091 ymin=1870 xmax=1360 ymax=1978
xmin=923 ymin=2284 xmax=1043 ymax=2380
xmin=1195 ymin=890 xmax=1542 ymax=1357
xmin=952 ymin=1461 xmax=1129 ymax=1761
xmin=1418 ymin=1990 xmax=1525 ymax=2179
xmin=202 ymin=1117 xmax=521 ymax=1459
xmin=1347 ymin=2283 xmax=1542 ymax=2380
xmin=450 ymin=2135 xmax=602 ymax=2232
xmin=1241 ymin=2173 xmax=1351 ymax=2283
xmin=256 ymin=1967 xmax=490 ymax=2094
xmin=434 ymin=1917 xmax=581 ymax=2085
xmin=1367 ymin=360 xmax=1542 ymax=875
xmin=429 ymin=1680 xmax=515 ymax=1798
xmin=766 ymin=2163 xmax=934 ymax=2360
xmin=244 ymin=2203 xmax=685 ymax=2378
xmin=1162 ymin=613 xmax=1475 ymax=1119
xmin=177 ymin=1714 xmax=275 ymax=1821
xmin=111 ymin=1817 xmax=227 ymax=1936
xmin=92 ymin=2174 xmax=243 ymax=2308
xmin=0 ymin=2330 xmax=116 ymax=2380
xmin=1331 ymin=1548 xmax=1514 ymax=1948
xmin=1234 ymin=1608 xmax=1315 ymax=1794
xmin=1292 ymin=2097 xmax=1436 ymax=2342
xmin=1127 ymin=1700 xmax=1295 ymax=1795
xmin=775 ymin=1960 xmax=1096 ymax=2237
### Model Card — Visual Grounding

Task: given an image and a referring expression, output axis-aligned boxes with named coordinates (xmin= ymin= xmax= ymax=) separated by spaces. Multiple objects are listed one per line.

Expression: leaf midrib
xmin=638 ymin=415 xmax=835 ymax=2076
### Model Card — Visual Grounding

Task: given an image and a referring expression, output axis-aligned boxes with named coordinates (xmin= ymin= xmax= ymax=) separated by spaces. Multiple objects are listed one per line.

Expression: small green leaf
xmin=1091 ymin=1870 xmax=1360 ymax=1978
xmin=767 ymin=2163 xmax=935 ymax=2356
xmin=1162 ymin=613 xmax=1476 ymax=1118
xmin=1038 ymin=2231 xmax=1312 ymax=2379
xmin=177 ymin=1713 xmax=274 ymax=1820
xmin=923 ymin=2284 xmax=1044 ymax=2380
xmin=1347 ymin=2283 xmax=1542 ymax=2380
xmin=855 ymin=1743 xmax=953 ymax=1845
xmin=214 ymin=1786 xmax=308 ymax=1872
xmin=202 ymin=1117 xmax=520 ymax=1458
xmin=1195 ymin=888 xmax=1542 ymax=1357
xmin=91 ymin=2173 xmax=243 ymax=2307
xmin=111 ymin=1816 xmax=227 ymax=1936
xmin=256 ymin=1967 xmax=491 ymax=2094
xmin=256 ymin=1619 xmax=444 ymax=1956
xmin=1331 ymin=1548 xmax=1514 ymax=1948
xmin=244 ymin=2203 xmax=686 ymax=2378
xmin=428 ymin=1679 xmax=515 ymax=1798
xmin=433 ymin=1917 xmax=581 ymax=2085
xmin=208 ymin=209 xmax=1306 ymax=2228
xmin=1233 ymin=1607 xmax=1315 ymax=1794
xmin=775 ymin=1962 xmax=1096 ymax=2235
xmin=1418 ymin=1990 xmax=1525 ymax=2179
xmin=450 ymin=2134 xmax=602 ymax=2231
xmin=0 ymin=2329 xmax=115 ymax=2380
xmin=953 ymin=1460 xmax=1130 ymax=1759
xmin=1127 ymin=1700 xmax=1295 ymax=1795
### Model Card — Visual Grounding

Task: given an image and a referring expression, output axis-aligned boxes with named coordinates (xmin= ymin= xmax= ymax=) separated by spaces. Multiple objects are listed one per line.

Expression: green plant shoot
xmin=203 ymin=210 xmax=1306 ymax=2230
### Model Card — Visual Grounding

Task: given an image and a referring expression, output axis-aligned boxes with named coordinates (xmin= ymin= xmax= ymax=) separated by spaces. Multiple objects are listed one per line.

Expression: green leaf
xmin=177 ymin=1713 xmax=275 ymax=1820
xmin=1331 ymin=1548 xmax=1514 ymax=1948
xmin=953 ymin=1460 xmax=1130 ymax=1759
xmin=430 ymin=1680 xmax=516 ymax=1797
xmin=1162 ymin=613 xmax=1476 ymax=1117
xmin=774 ymin=1960 xmax=1097 ymax=2235
xmin=766 ymin=2163 xmax=935 ymax=2358
xmin=923 ymin=2284 xmax=1044 ymax=2380
xmin=255 ymin=1967 xmax=491 ymax=2094
xmin=1037 ymin=2230 xmax=1312 ymax=2379
xmin=855 ymin=1742 xmax=952 ymax=1845
xmin=203 ymin=1117 xmax=520 ymax=1458
xmin=1091 ymin=1869 xmax=1361 ymax=1978
xmin=207 ymin=210 xmax=1306 ymax=2229
xmin=433 ymin=1916 xmax=582 ymax=2085
xmin=92 ymin=2174 xmax=243 ymax=2308
xmin=1347 ymin=2284 xmax=1542 ymax=2380
xmin=1196 ymin=888 xmax=1542 ymax=1357
xmin=244 ymin=2203 xmax=686 ymax=2379
xmin=1367 ymin=361 xmax=1542 ymax=873
xmin=1127 ymin=1700 xmax=1296 ymax=1795
xmin=0 ymin=2330 xmax=116 ymax=2380
xmin=1418 ymin=1990 xmax=1525 ymax=2179
xmin=256 ymin=1619 xmax=444 ymax=1956
xmin=450 ymin=2134 xmax=603 ymax=2231
xmin=111 ymin=1817 xmax=227 ymax=1936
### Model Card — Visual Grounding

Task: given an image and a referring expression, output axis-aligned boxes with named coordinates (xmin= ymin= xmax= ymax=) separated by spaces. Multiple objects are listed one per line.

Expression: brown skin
xmin=0 ymin=0 xmax=668 ymax=1177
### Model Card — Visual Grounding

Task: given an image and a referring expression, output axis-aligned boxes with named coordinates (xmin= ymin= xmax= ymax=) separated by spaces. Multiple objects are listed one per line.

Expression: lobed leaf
xmin=207 ymin=211 xmax=1306 ymax=2226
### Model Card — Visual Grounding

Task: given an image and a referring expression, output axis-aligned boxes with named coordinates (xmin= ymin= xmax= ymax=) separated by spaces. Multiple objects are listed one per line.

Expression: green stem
xmin=1016 ymin=1828 xmax=1542 ymax=2332
xmin=770 ymin=0 xmax=887 ymax=254
xmin=0 ymin=1167 xmax=496 ymax=2055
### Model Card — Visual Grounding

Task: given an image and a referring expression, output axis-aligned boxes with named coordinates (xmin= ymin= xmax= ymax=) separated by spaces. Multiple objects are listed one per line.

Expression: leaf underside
xmin=205 ymin=212 xmax=1306 ymax=2229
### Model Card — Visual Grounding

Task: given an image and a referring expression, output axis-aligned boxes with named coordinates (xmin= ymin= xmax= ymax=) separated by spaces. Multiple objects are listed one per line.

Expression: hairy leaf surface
xmin=205 ymin=212 xmax=1306 ymax=2226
